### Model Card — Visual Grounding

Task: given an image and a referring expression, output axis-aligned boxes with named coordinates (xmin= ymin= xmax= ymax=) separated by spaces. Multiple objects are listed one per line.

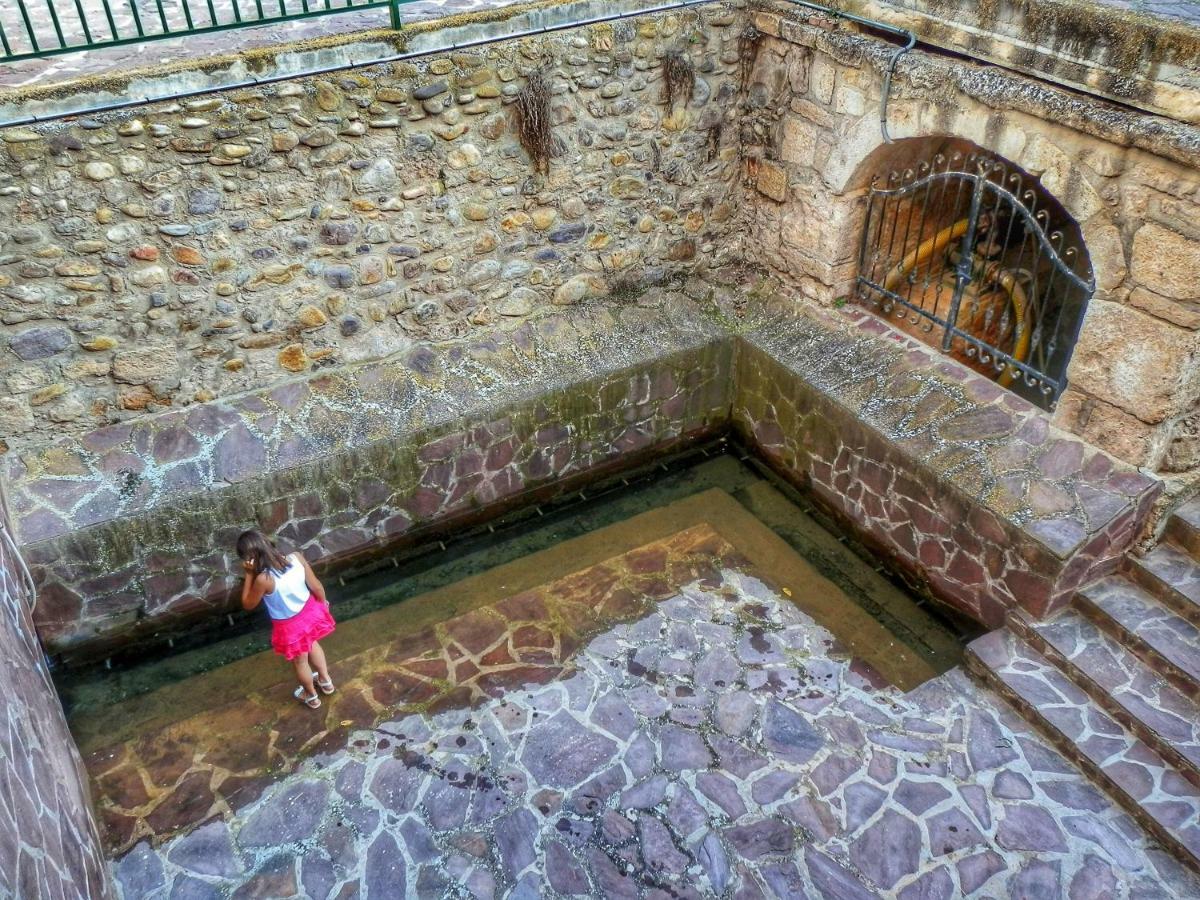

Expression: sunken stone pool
xmin=73 ymin=448 xmax=1190 ymax=898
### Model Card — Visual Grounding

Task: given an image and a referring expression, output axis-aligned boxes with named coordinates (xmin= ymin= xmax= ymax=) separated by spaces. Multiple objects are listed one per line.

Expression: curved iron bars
xmin=856 ymin=153 xmax=1094 ymax=408
xmin=0 ymin=0 xmax=917 ymax=140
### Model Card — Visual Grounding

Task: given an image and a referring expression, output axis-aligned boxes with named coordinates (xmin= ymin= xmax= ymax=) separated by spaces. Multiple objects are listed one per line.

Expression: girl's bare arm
xmin=299 ymin=554 xmax=327 ymax=603
xmin=240 ymin=562 xmax=272 ymax=611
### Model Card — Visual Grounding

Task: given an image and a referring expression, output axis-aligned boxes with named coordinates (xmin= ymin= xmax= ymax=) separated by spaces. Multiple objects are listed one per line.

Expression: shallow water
xmin=62 ymin=444 xmax=967 ymax=754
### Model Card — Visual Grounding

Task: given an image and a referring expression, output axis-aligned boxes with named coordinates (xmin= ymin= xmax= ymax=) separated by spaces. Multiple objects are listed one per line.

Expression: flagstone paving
xmin=101 ymin=524 xmax=1200 ymax=898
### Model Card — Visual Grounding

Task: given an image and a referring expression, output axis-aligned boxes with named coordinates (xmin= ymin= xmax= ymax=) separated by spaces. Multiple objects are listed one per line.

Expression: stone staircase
xmin=967 ymin=500 xmax=1200 ymax=871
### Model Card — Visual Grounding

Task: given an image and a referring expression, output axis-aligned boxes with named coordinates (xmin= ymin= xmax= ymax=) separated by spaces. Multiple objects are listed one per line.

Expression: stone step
xmin=966 ymin=629 xmax=1200 ymax=872
xmin=1010 ymin=607 xmax=1200 ymax=788
xmin=1166 ymin=500 xmax=1200 ymax=560
xmin=1129 ymin=541 xmax=1200 ymax=627
xmin=1075 ymin=576 xmax=1200 ymax=701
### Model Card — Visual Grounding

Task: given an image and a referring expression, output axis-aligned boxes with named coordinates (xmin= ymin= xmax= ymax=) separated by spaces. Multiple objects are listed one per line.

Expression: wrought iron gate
xmin=856 ymin=153 xmax=1094 ymax=409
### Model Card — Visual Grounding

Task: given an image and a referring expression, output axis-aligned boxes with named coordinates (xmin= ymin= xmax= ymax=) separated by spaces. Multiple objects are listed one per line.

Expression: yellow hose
xmin=880 ymin=216 xmax=1031 ymax=387
xmin=882 ymin=218 xmax=971 ymax=294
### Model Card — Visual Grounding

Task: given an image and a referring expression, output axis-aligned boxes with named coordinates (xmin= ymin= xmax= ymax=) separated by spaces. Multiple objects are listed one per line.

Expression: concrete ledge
xmin=733 ymin=302 xmax=1161 ymax=628
xmin=12 ymin=297 xmax=732 ymax=659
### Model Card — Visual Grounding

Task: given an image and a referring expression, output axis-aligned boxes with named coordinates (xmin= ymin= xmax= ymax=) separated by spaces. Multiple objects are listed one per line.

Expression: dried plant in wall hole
xmin=512 ymin=70 xmax=555 ymax=174
xmin=662 ymin=51 xmax=696 ymax=109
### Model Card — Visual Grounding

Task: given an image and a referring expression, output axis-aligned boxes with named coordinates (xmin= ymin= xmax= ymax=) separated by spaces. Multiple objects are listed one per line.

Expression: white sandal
xmin=294 ymin=686 xmax=321 ymax=709
xmin=312 ymin=671 xmax=335 ymax=695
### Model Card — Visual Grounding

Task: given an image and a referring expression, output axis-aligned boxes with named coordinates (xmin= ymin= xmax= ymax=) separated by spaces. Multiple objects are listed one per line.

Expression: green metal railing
xmin=0 ymin=0 xmax=411 ymax=63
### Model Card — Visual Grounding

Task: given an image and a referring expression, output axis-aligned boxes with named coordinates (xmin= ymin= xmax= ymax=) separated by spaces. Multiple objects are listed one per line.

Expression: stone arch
xmin=832 ymin=132 xmax=1102 ymax=409
xmin=828 ymin=114 xmax=1125 ymax=297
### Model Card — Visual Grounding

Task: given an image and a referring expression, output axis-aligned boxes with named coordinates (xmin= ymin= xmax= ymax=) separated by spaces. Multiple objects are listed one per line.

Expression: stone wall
xmin=0 ymin=485 xmax=111 ymax=897
xmin=742 ymin=5 xmax=1200 ymax=481
xmin=0 ymin=3 xmax=743 ymax=454
xmin=12 ymin=298 xmax=732 ymax=660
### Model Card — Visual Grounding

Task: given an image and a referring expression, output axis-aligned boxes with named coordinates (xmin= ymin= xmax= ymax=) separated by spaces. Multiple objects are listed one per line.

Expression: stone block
xmin=1128 ymin=287 xmax=1200 ymax=330
xmin=1131 ymin=222 xmax=1200 ymax=301
xmin=755 ymin=161 xmax=789 ymax=203
xmin=1067 ymin=300 xmax=1200 ymax=423
xmin=781 ymin=117 xmax=819 ymax=167
xmin=1052 ymin=390 xmax=1165 ymax=470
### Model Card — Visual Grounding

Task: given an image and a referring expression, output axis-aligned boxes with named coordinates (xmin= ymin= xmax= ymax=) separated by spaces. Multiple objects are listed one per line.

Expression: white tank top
xmin=262 ymin=554 xmax=311 ymax=620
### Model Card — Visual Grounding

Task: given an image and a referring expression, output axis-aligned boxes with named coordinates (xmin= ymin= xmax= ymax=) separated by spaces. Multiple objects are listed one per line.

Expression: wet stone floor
xmin=101 ymin=524 xmax=1199 ymax=898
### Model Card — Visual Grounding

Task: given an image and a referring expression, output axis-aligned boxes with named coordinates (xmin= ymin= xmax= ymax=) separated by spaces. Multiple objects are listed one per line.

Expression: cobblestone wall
xmin=742 ymin=7 xmax=1200 ymax=477
xmin=14 ymin=299 xmax=732 ymax=659
xmin=0 ymin=487 xmax=111 ymax=898
xmin=0 ymin=5 xmax=743 ymax=455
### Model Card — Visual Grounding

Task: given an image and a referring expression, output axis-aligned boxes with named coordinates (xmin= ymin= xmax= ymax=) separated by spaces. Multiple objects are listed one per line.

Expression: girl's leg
xmin=308 ymin=641 xmax=331 ymax=685
xmin=291 ymin=652 xmax=316 ymax=697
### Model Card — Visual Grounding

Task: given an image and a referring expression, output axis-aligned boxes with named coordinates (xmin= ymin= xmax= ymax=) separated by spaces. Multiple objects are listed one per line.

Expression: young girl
xmin=236 ymin=529 xmax=337 ymax=709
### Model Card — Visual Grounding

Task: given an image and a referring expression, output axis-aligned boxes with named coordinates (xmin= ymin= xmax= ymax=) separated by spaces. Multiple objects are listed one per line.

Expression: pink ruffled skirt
xmin=270 ymin=595 xmax=336 ymax=660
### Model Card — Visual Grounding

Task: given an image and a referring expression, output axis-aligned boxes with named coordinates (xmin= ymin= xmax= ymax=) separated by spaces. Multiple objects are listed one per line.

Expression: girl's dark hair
xmin=236 ymin=530 xmax=290 ymax=577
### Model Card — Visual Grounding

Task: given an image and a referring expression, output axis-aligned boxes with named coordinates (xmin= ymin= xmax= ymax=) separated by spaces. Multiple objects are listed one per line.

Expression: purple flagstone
xmin=697 ymin=771 xmax=748 ymax=819
xmin=760 ymin=860 xmax=812 ymax=899
xmin=545 ymin=840 xmax=590 ymax=895
xmin=849 ymin=809 xmax=921 ymax=889
xmin=639 ymin=815 xmax=690 ymax=875
xmin=897 ymin=865 xmax=954 ymax=900
xmin=587 ymin=846 xmax=638 ymax=899
xmin=993 ymin=770 xmax=1034 ymax=799
xmin=894 ymin=779 xmax=951 ymax=815
xmin=763 ymin=700 xmax=824 ymax=764
xmin=1062 ymin=816 xmax=1144 ymax=869
xmin=1008 ymin=859 xmax=1062 ymax=899
xmin=522 ymin=711 xmax=618 ymax=788
xmin=115 ymin=843 xmax=166 ymax=898
xmin=667 ymin=787 xmax=709 ymax=839
xmin=844 ymin=782 xmax=886 ymax=830
xmin=1069 ymin=854 xmax=1118 ymax=900
xmin=716 ymin=690 xmax=757 ymax=736
xmin=805 ymin=848 xmax=879 ymax=900
xmin=367 ymin=759 xmax=422 ymax=814
xmin=590 ymin=691 xmax=637 ymax=740
xmin=621 ymin=775 xmax=668 ymax=810
xmin=698 ymin=830 xmax=731 ymax=894
xmin=169 ymin=875 xmax=223 ymax=900
xmin=95 ymin=531 xmax=1200 ymax=899
xmin=751 ymin=770 xmax=800 ymax=806
xmin=725 ymin=818 xmax=794 ymax=860
xmin=238 ymin=780 xmax=329 ymax=848
xmin=928 ymin=807 xmax=985 ymax=856
xmin=301 ymin=855 xmax=337 ymax=900
xmin=661 ymin=726 xmax=713 ymax=772
xmin=996 ymin=804 xmax=1068 ymax=853
xmin=957 ymin=849 xmax=1006 ymax=894
xmin=364 ymin=831 xmax=407 ymax=898
xmin=166 ymin=819 xmax=240 ymax=877
xmin=966 ymin=710 xmax=1020 ymax=772
xmin=496 ymin=809 xmax=539 ymax=881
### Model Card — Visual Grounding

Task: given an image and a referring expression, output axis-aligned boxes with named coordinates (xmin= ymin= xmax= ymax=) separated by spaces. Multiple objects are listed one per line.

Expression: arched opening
xmin=854 ymin=137 xmax=1094 ymax=409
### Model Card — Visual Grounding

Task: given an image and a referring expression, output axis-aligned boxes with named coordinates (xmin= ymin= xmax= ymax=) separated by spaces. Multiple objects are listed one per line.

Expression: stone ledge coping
xmin=0 ymin=0 xmax=702 ymax=123
xmin=5 ymin=297 xmax=726 ymax=548
xmin=735 ymin=300 xmax=1161 ymax=563
xmin=827 ymin=0 xmax=1200 ymax=125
